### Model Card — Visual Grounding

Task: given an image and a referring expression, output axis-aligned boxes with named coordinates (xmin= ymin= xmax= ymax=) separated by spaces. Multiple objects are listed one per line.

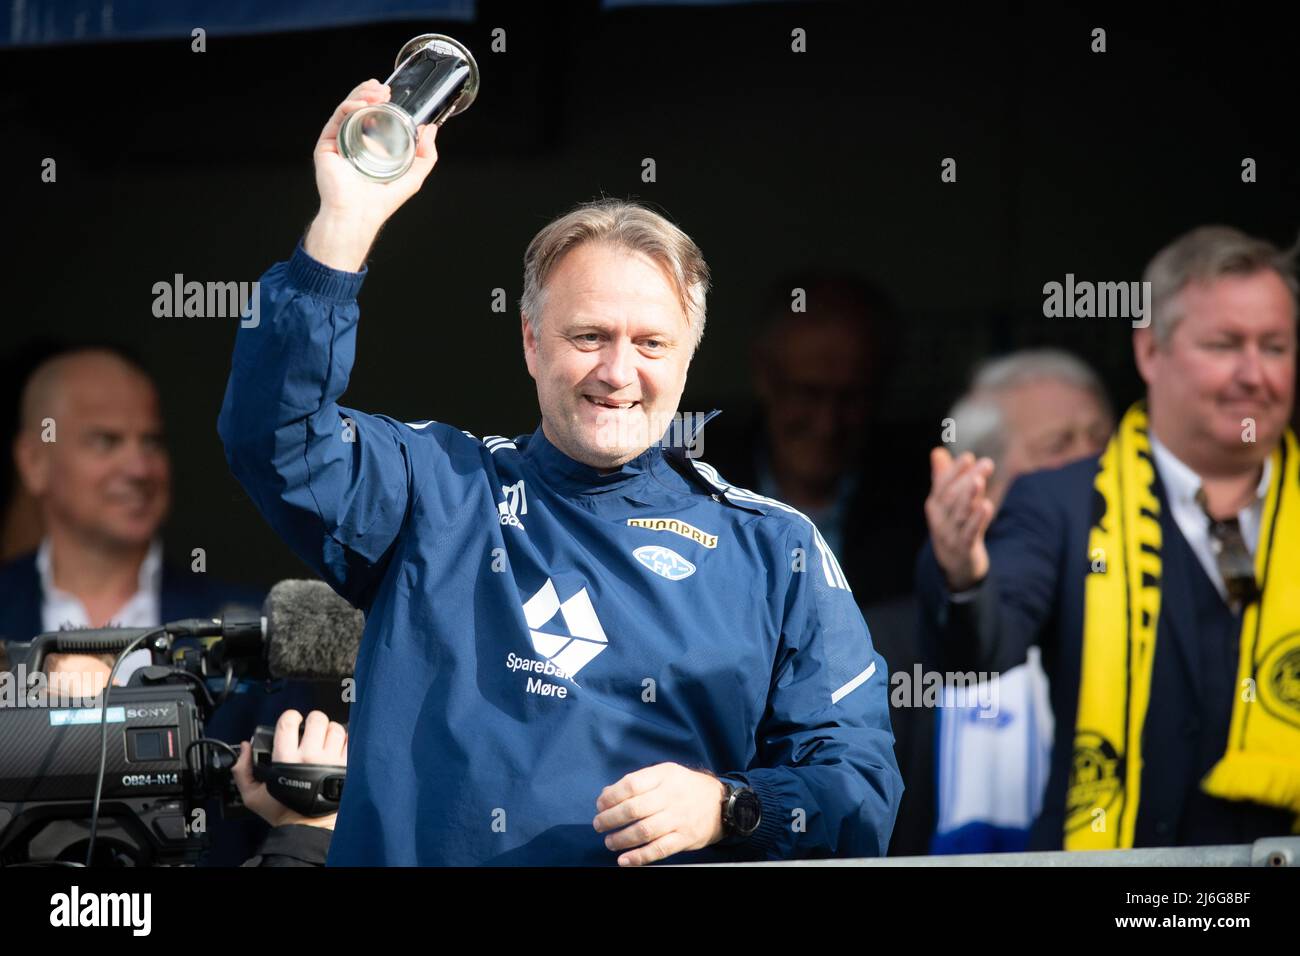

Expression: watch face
xmin=732 ymin=789 xmax=761 ymax=835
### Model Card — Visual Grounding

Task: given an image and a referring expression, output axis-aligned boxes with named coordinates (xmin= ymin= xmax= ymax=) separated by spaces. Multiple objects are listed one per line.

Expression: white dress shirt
xmin=1148 ymin=432 xmax=1271 ymax=604
xmin=37 ymin=537 xmax=163 ymax=683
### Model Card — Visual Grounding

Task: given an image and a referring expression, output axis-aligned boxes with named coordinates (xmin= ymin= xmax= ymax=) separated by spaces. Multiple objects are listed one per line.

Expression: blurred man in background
xmin=1 ymin=348 xmax=240 ymax=668
xmin=704 ymin=275 xmax=926 ymax=607
xmin=874 ymin=348 xmax=1111 ymax=854
xmin=927 ymin=349 xmax=1112 ymax=853
xmin=0 ymin=346 xmax=326 ymax=864
xmin=919 ymin=226 xmax=1300 ymax=849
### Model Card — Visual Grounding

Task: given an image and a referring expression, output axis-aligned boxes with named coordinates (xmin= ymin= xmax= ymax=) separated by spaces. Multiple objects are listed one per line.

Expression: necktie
xmin=1195 ymin=488 xmax=1260 ymax=611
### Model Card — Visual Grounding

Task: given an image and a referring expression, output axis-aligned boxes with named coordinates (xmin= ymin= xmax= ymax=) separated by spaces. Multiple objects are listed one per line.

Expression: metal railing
xmin=701 ymin=836 xmax=1300 ymax=866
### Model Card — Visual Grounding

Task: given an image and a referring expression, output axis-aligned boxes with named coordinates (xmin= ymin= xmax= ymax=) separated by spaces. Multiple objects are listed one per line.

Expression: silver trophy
xmin=338 ymin=33 xmax=480 ymax=182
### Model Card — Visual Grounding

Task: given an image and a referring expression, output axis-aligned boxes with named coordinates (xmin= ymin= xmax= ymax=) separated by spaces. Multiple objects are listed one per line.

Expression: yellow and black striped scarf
xmin=1067 ymin=402 xmax=1300 ymax=849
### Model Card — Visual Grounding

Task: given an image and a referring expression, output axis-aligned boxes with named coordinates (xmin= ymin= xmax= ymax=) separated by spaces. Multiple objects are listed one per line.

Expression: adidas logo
xmin=521 ymin=579 xmax=609 ymax=678
xmin=498 ymin=480 xmax=527 ymax=529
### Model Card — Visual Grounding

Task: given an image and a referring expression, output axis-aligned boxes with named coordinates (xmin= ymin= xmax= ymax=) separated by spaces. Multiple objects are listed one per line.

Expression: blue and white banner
xmin=932 ymin=647 xmax=1055 ymax=853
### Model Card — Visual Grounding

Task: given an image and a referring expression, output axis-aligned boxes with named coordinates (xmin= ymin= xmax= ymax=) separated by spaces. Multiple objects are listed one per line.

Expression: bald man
xmin=9 ymin=350 xmax=172 ymax=672
xmin=0 ymin=347 xmax=323 ymax=864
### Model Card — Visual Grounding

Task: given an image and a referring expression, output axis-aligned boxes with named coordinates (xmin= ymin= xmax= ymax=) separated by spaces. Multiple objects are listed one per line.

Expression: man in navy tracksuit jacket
xmin=218 ymin=80 xmax=901 ymax=865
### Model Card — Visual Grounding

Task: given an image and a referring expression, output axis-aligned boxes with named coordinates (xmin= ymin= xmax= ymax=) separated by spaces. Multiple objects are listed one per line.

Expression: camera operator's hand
xmin=304 ymin=78 xmax=440 ymax=271
xmin=232 ymin=709 xmax=347 ymax=830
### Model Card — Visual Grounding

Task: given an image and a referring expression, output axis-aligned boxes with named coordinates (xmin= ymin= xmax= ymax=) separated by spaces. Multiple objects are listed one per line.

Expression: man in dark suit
xmin=902 ymin=349 xmax=1113 ymax=857
xmin=0 ymin=347 xmax=325 ymax=864
xmin=918 ymin=225 xmax=1300 ymax=849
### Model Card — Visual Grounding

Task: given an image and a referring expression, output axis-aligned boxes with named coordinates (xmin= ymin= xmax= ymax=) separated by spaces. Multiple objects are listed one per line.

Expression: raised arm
xmin=217 ymin=80 xmax=441 ymax=605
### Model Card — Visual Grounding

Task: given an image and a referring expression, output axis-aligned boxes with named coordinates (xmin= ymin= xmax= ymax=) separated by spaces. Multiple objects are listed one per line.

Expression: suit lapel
xmin=0 ymin=553 xmax=44 ymax=642
xmin=159 ymin=561 xmax=193 ymax=624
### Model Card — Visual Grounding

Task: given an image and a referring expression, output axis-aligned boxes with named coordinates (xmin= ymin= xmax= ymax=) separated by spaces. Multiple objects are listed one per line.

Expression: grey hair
xmin=520 ymin=199 xmax=711 ymax=355
xmin=1143 ymin=224 xmax=1299 ymax=346
xmin=947 ymin=393 xmax=1008 ymax=465
xmin=971 ymin=348 xmax=1110 ymax=402
xmin=948 ymin=348 xmax=1111 ymax=468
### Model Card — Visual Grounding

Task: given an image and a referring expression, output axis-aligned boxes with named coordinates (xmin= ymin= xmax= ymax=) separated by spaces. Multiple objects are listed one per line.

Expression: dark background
xmin=3 ymin=0 xmax=1298 ymax=589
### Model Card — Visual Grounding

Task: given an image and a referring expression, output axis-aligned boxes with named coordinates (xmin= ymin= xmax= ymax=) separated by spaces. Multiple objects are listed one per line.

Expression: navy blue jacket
xmin=916 ymin=456 xmax=1295 ymax=848
xmin=217 ymin=244 xmax=903 ymax=866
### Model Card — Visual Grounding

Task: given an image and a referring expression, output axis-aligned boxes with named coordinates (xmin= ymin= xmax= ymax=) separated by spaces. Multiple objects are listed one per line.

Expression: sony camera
xmin=0 ymin=611 xmax=344 ymax=866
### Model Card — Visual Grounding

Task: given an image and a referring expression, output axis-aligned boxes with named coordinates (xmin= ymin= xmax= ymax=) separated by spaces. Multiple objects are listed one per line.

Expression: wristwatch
xmin=719 ymin=777 xmax=762 ymax=841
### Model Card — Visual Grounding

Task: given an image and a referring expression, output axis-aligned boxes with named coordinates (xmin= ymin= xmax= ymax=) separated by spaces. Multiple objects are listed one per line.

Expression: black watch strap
xmin=719 ymin=777 xmax=762 ymax=841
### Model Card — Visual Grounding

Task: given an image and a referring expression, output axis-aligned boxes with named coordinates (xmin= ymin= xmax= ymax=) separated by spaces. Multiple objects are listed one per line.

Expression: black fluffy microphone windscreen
xmin=265 ymin=579 xmax=366 ymax=681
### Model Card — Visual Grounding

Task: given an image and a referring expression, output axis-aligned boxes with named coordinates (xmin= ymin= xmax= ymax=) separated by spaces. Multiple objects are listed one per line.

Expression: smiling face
xmin=1136 ymin=270 xmax=1296 ymax=474
xmin=16 ymin=353 xmax=171 ymax=551
xmin=522 ymin=241 xmax=694 ymax=470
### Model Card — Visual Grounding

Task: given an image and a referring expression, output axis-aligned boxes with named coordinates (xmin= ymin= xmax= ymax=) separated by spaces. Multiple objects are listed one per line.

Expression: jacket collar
xmin=522 ymin=410 xmax=721 ymax=496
